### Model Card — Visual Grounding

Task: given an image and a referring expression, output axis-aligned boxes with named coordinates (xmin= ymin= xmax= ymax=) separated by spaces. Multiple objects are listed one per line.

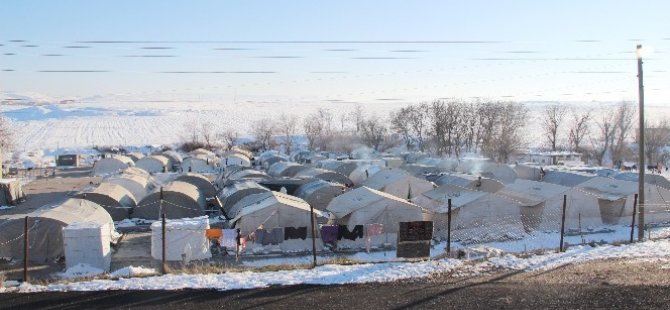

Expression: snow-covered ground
xmin=4 ymin=91 xmax=669 ymax=151
xmin=2 ymin=227 xmax=669 ymax=293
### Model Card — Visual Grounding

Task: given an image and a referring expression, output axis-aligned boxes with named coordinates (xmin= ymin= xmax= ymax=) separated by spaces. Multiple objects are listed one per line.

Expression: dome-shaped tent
xmin=182 ymin=157 xmax=217 ymax=173
xmin=175 ymin=173 xmax=218 ymax=198
xmin=105 ymin=173 xmax=153 ymax=202
xmin=0 ymin=198 xmax=115 ymax=263
xmin=295 ymin=168 xmax=353 ymax=187
xmin=93 ymin=155 xmax=134 ymax=176
xmin=134 ymin=181 xmax=207 ymax=219
xmin=294 ymin=179 xmax=344 ymax=211
xmin=218 ymin=180 xmax=270 ymax=217
xmin=135 ymin=155 xmax=170 ymax=173
xmin=74 ymin=183 xmax=137 ymax=221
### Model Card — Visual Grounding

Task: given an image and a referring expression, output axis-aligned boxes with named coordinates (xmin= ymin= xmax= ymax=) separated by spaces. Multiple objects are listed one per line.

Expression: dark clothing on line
xmin=284 ymin=227 xmax=308 ymax=240
xmin=338 ymin=225 xmax=364 ymax=241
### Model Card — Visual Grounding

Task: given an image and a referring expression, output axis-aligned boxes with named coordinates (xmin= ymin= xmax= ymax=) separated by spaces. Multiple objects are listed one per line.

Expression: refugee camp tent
xmin=127 ymin=152 xmax=145 ymax=162
xmin=175 ymin=173 xmax=218 ymax=198
xmin=513 ymin=164 xmax=544 ymax=181
xmin=382 ymin=157 xmax=404 ymax=169
xmin=456 ymin=160 xmax=518 ymax=184
xmin=399 ymin=164 xmax=443 ymax=178
xmin=260 ymin=155 xmax=288 ymax=170
xmin=614 ymin=172 xmax=670 ymax=190
xmin=542 ymin=170 xmax=594 ymax=188
xmin=348 ymin=164 xmax=383 ymax=186
xmin=0 ymin=179 xmax=25 ymax=206
xmin=496 ymin=179 xmax=570 ymax=233
xmin=411 ymin=185 xmax=487 ymax=240
xmin=267 ymin=162 xmax=305 ymax=178
xmin=0 ymin=198 xmax=116 ymax=263
xmin=294 ymin=179 xmax=345 ymax=211
xmin=574 ymin=177 xmax=638 ymax=225
xmin=182 ymin=157 xmax=217 ymax=173
xmin=190 ymin=148 xmax=216 ymax=158
xmin=150 ymin=216 xmax=210 ymax=262
xmin=74 ymin=182 xmax=137 ymax=221
xmin=219 ymin=180 xmax=271 ymax=217
xmin=222 ymin=153 xmax=252 ymax=168
xmin=295 ymin=168 xmax=353 ymax=187
xmin=105 ymin=173 xmax=153 ymax=203
xmin=257 ymin=178 xmax=310 ymax=195
xmin=134 ymin=181 xmax=207 ymax=219
xmin=162 ymin=150 xmax=183 ymax=171
xmin=361 ymin=169 xmax=434 ymax=199
xmin=326 ymin=186 xmax=429 ymax=248
xmin=229 ymin=191 xmax=325 ymax=252
xmin=433 ymin=173 xmax=504 ymax=193
xmin=135 ymin=155 xmax=170 ymax=173
xmin=93 ymin=155 xmax=134 ymax=176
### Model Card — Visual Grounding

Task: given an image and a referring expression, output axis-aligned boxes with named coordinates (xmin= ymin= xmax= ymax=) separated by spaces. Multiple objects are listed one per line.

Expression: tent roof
xmin=175 ymin=173 xmax=217 ymax=198
xmin=576 ymin=176 xmax=638 ymax=201
xmin=497 ymin=179 xmax=569 ymax=205
xmin=327 ymin=186 xmax=422 ymax=218
xmin=230 ymin=191 xmax=314 ymax=222
xmin=414 ymin=185 xmax=487 ymax=211
xmin=543 ymin=170 xmax=593 ymax=187
xmin=613 ymin=172 xmax=670 ymax=189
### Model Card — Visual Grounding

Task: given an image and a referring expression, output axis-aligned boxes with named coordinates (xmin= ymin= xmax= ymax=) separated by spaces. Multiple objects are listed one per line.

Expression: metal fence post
xmin=559 ymin=195 xmax=567 ymax=252
xmin=630 ymin=193 xmax=638 ymax=243
xmin=23 ymin=216 xmax=29 ymax=283
xmin=161 ymin=213 xmax=167 ymax=275
xmin=309 ymin=204 xmax=317 ymax=268
xmin=447 ymin=198 xmax=452 ymax=255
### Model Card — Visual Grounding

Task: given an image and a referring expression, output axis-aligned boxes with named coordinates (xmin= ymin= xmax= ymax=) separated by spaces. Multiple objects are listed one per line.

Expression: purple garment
xmin=320 ymin=225 xmax=338 ymax=244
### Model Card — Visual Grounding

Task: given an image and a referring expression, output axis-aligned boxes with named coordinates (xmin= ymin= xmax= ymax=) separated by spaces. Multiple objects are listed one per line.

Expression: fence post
xmin=447 ymin=199 xmax=452 ymax=255
xmin=23 ymin=216 xmax=29 ymax=283
xmin=559 ymin=194 xmax=567 ymax=252
xmin=161 ymin=213 xmax=167 ymax=275
xmin=630 ymin=193 xmax=638 ymax=243
xmin=309 ymin=204 xmax=317 ymax=268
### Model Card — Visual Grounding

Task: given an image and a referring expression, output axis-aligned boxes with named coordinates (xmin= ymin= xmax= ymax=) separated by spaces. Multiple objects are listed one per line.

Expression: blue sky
xmin=1 ymin=0 xmax=668 ymax=104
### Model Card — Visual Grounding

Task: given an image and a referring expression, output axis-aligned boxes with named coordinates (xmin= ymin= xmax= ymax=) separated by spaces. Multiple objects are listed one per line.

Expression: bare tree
xmin=360 ymin=115 xmax=388 ymax=151
xmin=644 ymin=118 xmax=670 ymax=164
xmin=303 ymin=108 xmax=334 ymax=150
xmin=217 ymin=128 xmax=239 ymax=150
xmin=591 ymin=111 xmax=616 ymax=166
xmin=487 ymin=102 xmax=527 ymax=163
xmin=251 ymin=118 xmax=275 ymax=151
xmin=568 ymin=109 xmax=591 ymax=153
xmin=610 ymin=102 xmax=636 ymax=166
xmin=408 ymin=103 xmax=430 ymax=152
xmin=390 ymin=107 xmax=412 ymax=149
xmin=277 ymin=113 xmax=299 ymax=154
xmin=349 ymin=104 xmax=365 ymax=133
xmin=200 ymin=121 xmax=214 ymax=149
xmin=0 ymin=116 xmax=14 ymax=159
xmin=541 ymin=104 xmax=568 ymax=152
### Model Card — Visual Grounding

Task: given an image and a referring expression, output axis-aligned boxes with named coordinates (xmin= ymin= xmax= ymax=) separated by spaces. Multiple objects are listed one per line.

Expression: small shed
xmin=56 ymin=154 xmax=79 ymax=167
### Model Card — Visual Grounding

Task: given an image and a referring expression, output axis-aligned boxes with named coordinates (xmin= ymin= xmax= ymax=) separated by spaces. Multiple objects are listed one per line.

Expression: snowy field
xmin=4 ymin=91 xmax=670 ymax=151
xmin=2 ymin=226 xmax=669 ymax=293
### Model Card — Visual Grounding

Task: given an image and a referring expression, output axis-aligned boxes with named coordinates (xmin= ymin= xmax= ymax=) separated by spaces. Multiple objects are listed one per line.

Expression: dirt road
xmin=2 ymin=258 xmax=669 ymax=309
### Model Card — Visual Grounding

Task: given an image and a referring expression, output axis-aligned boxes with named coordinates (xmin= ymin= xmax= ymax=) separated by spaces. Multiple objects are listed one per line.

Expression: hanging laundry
xmin=338 ymin=225 xmax=364 ymax=241
xmin=320 ymin=225 xmax=339 ymax=244
xmin=364 ymin=223 xmax=384 ymax=253
xmin=254 ymin=229 xmax=266 ymax=245
xmin=269 ymin=227 xmax=284 ymax=245
xmin=284 ymin=227 xmax=308 ymax=240
xmin=221 ymin=228 xmax=238 ymax=248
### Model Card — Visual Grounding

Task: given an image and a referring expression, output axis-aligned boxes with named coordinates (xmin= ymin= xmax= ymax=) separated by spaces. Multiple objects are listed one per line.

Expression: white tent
xmin=434 ymin=173 xmax=504 ymax=193
xmin=574 ymin=177 xmax=638 ymax=225
xmin=150 ymin=216 xmax=211 ymax=262
xmin=497 ymin=179 xmax=570 ymax=233
xmin=182 ymin=157 xmax=217 ymax=173
xmin=361 ymin=168 xmax=434 ymax=199
xmin=0 ymin=198 xmax=117 ymax=263
xmin=135 ymin=155 xmax=170 ymax=173
xmin=219 ymin=180 xmax=270 ymax=217
xmin=230 ymin=191 xmax=325 ymax=252
xmin=542 ymin=170 xmax=594 ymax=187
xmin=348 ymin=164 xmax=383 ymax=186
xmin=295 ymin=168 xmax=353 ymax=187
xmin=327 ymin=186 xmax=430 ymax=248
xmin=222 ymin=153 xmax=252 ymax=168
xmin=411 ymin=185 xmax=487 ymax=240
xmin=295 ymin=179 xmax=345 ymax=211
xmin=74 ymin=182 xmax=137 ymax=221
xmin=134 ymin=181 xmax=207 ymax=220
xmin=457 ymin=160 xmax=518 ymax=184
xmin=93 ymin=155 xmax=134 ymax=176
xmin=105 ymin=173 xmax=154 ymax=203
xmin=175 ymin=173 xmax=218 ymax=198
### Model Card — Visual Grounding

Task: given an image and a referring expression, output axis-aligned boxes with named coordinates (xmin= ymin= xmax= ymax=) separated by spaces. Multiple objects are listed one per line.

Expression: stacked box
xmin=63 ymin=222 xmax=112 ymax=272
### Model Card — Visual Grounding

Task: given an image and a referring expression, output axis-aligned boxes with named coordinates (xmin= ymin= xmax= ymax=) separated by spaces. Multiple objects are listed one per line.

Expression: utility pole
xmin=637 ymin=44 xmax=645 ymax=241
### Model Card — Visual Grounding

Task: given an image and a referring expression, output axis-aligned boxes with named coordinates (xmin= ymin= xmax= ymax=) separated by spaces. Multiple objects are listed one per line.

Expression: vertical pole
xmin=23 ymin=216 xmax=29 ymax=283
xmin=637 ymin=44 xmax=646 ymax=241
xmin=630 ymin=193 xmax=638 ymax=243
xmin=161 ymin=213 xmax=166 ymax=275
xmin=559 ymin=195 xmax=567 ymax=252
xmin=309 ymin=204 xmax=317 ymax=268
xmin=446 ymin=199 xmax=452 ymax=255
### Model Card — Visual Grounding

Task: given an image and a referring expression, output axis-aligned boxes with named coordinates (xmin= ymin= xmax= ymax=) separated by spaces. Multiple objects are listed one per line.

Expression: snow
xmin=0 ymin=206 xmax=15 ymax=210
xmin=59 ymin=263 xmax=105 ymax=279
xmin=110 ymin=266 xmax=158 ymax=278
